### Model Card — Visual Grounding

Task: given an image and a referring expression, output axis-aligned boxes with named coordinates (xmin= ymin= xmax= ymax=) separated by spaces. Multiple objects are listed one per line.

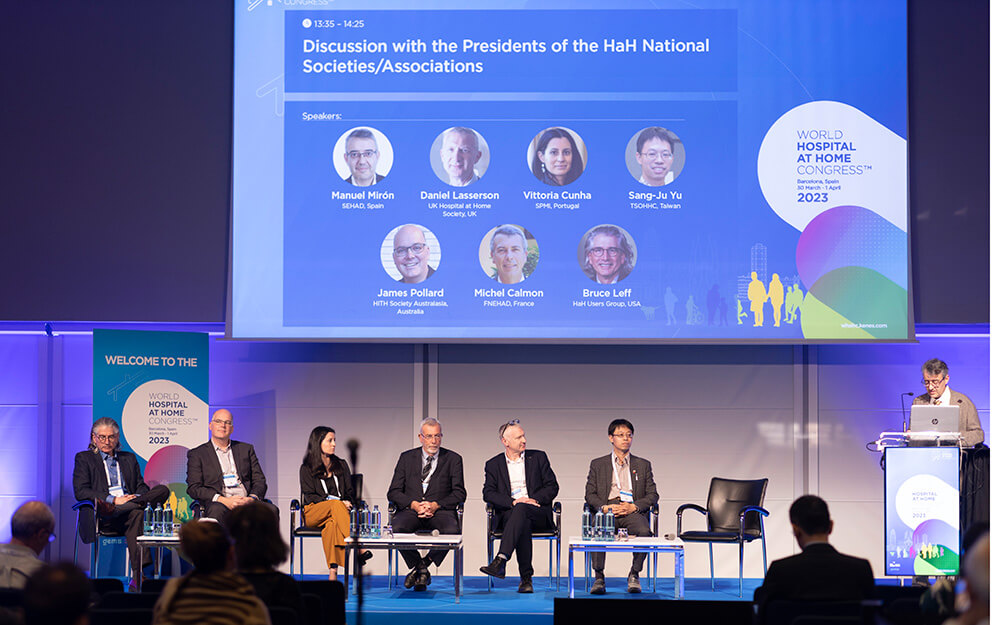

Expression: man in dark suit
xmin=387 ymin=417 xmax=466 ymax=591
xmin=585 ymin=418 xmax=658 ymax=594
xmin=753 ymin=495 xmax=875 ymax=619
xmin=912 ymin=357 xmax=984 ymax=446
xmin=186 ymin=409 xmax=277 ymax=522
xmin=480 ymin=420 xmax=559 ymax=593
xmin=342 ymin=128 xmax=386 ymax=186
xmin=72 ymin=417 xmax=170 ymax=586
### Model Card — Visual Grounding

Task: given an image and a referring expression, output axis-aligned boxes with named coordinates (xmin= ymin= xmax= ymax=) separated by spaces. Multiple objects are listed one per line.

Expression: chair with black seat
xmin=676 ymin=477 xmax=769 ymax=598
xmin=385 ymin=501 xmax=464 ymax=587
xmin=289 ymin=475 xmax=362 ymax=577
xmin=73 ymin=499 xmax=130 ymax=579
xmin=581 ymin=502 xmax=659 ymax=589
xmin=90 ymin=577 xmax=126 ymax=596
xmin=296 ymin=580 xmax=345 ymax=624
xmin=485 ymin=500 xmax=561 ymax=591
xmin=139 ymin=577 xmax=167 ymax=594
xmin=761 ymin=599 xmax=876 ymax=625
xmin=97 ymin=591 xmax=160 ymax=610
xmin=268 ymin=606 xmax=299 ymax=625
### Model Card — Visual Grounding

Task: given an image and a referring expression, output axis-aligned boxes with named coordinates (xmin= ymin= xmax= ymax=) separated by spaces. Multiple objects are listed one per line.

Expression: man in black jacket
xmin=479 ymin=419 xmax=559 ymax=593
xmin=72 ymin=417 xmax=169 ymax=586
xmin=753 ymin=495 xmax=875 ymax=619
xmin=387 ymin=417 xmax=466 ymax=591
xmin=186 ymin=409 xmax=278 ymax=522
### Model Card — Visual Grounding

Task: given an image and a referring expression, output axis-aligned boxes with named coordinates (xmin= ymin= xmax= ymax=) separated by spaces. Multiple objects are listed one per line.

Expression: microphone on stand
xmin=900 ymin=392 xmax=914 ymax=431
xmin=346 ymin=439 xmax=360 ymax=470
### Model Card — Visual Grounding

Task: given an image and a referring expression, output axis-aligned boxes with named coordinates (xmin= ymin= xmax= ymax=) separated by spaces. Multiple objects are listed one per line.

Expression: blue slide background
xmin=231 ymin=0 xmax=908 ymax=340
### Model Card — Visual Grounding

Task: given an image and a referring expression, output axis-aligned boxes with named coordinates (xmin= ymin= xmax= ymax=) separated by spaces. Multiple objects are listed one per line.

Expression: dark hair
xmin=23 ymin=563 xmax=91 ymax=625
xmin=227 ymin=502 xmax=288 ymax=571
xmin=532 ymin=127 xmax=584 ymax=185
xmin=636 ymin=126 xmax=675 ymax=154
xmin=607 ymin=419 xmax=634 ymax=436
xmin=303 ymin=426 xmax=336 ymax=478
xmin=789 ymin=495 xmax=832 ymax=535
xmin=180 ymin=520 xmax=232 ymax=573
xmin=346 ymin=127 xmax=377 ymax=147
xmin=922 ymin=358 xmax=949 ymax=377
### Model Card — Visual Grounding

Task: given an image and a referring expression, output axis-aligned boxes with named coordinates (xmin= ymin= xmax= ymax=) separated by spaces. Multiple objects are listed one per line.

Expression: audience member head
xmin=10 ymin=500 xmax=55 ymax=555
xmin=226 ymin=502 xmax=288 ymax=571
xmin=22 ymin=562 xmax=91 ymax=625
xmin=788 ymin=495 xmax=833 ymax=548
xmin=179 ymin=520 xmax=233 ymax=574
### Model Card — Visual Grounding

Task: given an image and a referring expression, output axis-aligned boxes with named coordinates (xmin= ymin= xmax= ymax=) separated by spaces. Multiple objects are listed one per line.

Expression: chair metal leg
xmin=73 ymin=516 xmax=80 ymax=566
xmin=709 ymin=543 xmax=715 ymax=590
xmin=486 ymin=536 xmax=494 ymax=591
xmin=738 ymin=541 xmax=745 ymax=598
xmin=548 ymin=539 xmax=553 ymax=589
xmin=555 ymin=536 xmax=561 ymax=591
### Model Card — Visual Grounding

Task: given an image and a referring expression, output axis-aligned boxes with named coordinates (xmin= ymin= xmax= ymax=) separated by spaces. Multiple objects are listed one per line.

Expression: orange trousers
xmin=303 ymin=500 xmax=351 ymax=568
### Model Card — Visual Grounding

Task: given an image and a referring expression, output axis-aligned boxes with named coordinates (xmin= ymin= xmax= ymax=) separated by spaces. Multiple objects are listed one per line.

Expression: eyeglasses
xmin=420 ymin=433 xmax=443 ymax=440
xmin=94 ymin=434 xmax=118 ymax=442
xmin=347 ymin=150 xmax=377 ymax=160
xmin=499 ymin=419 xmax=520 ymax=437
xmin=393 ymin=243 xmax=427 ymax=257
xmin=642 ymin=150 xmax=673 ymax=160
xmin=613 ymin=432 xmax=633 ymax=439
xmin=212 ymin=419 xmax=233 ymax=426
xmin=921 ymin=378 xmax=947 ymax=388
xmin=587 ymin=247 xmax=623 ymax=258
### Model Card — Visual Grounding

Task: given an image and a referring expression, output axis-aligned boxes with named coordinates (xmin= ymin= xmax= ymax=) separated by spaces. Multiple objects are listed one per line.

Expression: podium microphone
xmin=346 ymin=439 xmax=360 ymax=470
xmin=900 ymin=392 xmax=914 ymax=430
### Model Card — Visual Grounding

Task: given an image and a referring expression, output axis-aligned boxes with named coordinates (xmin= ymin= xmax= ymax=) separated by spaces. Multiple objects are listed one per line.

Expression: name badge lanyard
xmin=103 ymin=456 xmax=125 ymax=497
xmin=320 ymin=475 xmax=340 ymax=500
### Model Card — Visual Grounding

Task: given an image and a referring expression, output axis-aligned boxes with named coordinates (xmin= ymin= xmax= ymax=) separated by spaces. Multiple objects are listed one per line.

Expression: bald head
xmin=210 ymin=408 xmax=234 ymax=445
xmin=11 ymin=501 xmax=55 ymax=555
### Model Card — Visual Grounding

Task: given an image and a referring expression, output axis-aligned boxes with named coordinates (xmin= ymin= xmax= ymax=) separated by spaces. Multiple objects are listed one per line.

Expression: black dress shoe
xmin=414 ymin=568 xmax=431 ymax=591
xmin=359 ymin=550 xmax=374 ymax=565
xmin=479 ymin=556 xmax=507 ymax=579
xmin=517 ymin=576 xmax=533 ymax=593
xmin=589 ymin=575 xmax=606 ymax=595
xmin=404 ymin=567 xmax=420 ymax=589
xmin=627 ymin=571 xmax=642 ymax=593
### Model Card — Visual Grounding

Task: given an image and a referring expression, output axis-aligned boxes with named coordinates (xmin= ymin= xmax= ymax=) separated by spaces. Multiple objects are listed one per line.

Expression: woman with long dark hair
xmin=531 ymin=127 xmax=585 ymax=186
xmin=299 ymin=426 xmax=355 ymax=581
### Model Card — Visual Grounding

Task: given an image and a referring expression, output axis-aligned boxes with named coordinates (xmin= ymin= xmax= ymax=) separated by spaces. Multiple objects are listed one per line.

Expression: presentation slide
xmin=230 ymin=1 xmax=909 ymax=342
xmin=884 ymin=447 xmax=960 ymax=577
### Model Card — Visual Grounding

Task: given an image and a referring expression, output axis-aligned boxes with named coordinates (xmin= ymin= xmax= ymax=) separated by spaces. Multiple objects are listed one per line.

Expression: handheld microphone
xmin=900 ymin=392 xmax=914 ymax=430
xmin=414 ymin=528 xmax=440 ymax=536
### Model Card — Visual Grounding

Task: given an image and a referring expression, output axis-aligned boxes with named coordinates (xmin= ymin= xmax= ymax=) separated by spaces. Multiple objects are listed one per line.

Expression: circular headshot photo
xmin=479 ymin=224 xmax=539 ymax=284
xmin=526 ymin=127 xmax=587 ymax=186
xmin=625 ymin=127 xmax=685 ymax=186
xmin=333 ymin=127 xmax=394 ymax=187
xmin=381 ymin=224 xmax=440 ymax=284
xmin=578 ymin=224 xmax=637 ymax=285
xmin=430 ymin=127 xmax=490 ymax=187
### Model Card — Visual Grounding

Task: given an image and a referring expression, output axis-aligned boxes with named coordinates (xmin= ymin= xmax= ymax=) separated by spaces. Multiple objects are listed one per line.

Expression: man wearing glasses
xmin=186 ymin=409 xmax=277 ymax=522
xmin=73 ymin=417 xmax=170 ymax=587
xmin=392 ymin=224 xmax=435 ymax=284
xmin=0 ymin=501 xmax=55 ymax=589
xmin=912 ymin=358 xmax=984 ymax=446
xmin=635 ymin=126 xmax=677 ymax=186
xmin=342 ymin=128 xmax=385 ymax=186
xmin=387 ymin=417 xmax=466 ymax=591
xmin=584 ymin=419 xmax=658 ymax=594
xmin=582 ymin=225 xmax=635 ymax=285
xmin=480 ymin=419 xmax=560 ymax=593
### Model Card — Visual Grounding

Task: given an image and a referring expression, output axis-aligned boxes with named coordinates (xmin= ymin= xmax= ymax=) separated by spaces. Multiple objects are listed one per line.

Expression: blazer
xmin=344 ymin=173 xmax=386 ymax=185
xmin=753 ymin=542 xmax=875 ymax=609
xmin=300 ymin=455 xmax=356 ymax=507
xmin=482 ymin=449 xmax=559 ymax=512
xmin=73 ymin=449 xmax=152 ymax=504
xmin=584 ymin=453 xmax=659 ymax=514
xmin=387 ymin=447 xmax=466 ymax=510
xmin=186 ymin=439 xmax=268 ymax=506
xmin=913 ymin=389 xmax=984 ymax=446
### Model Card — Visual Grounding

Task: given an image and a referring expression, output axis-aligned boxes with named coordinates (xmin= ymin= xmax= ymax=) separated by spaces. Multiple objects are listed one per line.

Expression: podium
xmin=879 ymin=438 xmax=960 ymax=577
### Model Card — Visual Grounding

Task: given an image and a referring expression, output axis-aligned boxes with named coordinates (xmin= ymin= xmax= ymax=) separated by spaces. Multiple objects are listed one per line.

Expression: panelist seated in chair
xmin=480 ymin=419 xmax=559 ymax=594
xmin=387 ymin=417 xmax=466 ymax=592
xmin=299 ymin=426 xmax=355 ymax=581
xmin=585 ymin=418 xmax=659 ymax=595
xmin=73 ymin=417 xmax=170 ymax=585
xmin=753 ymin=495 xmax=874 ymax=619
xmin=186 ymin=409 xmax=278 ymax=522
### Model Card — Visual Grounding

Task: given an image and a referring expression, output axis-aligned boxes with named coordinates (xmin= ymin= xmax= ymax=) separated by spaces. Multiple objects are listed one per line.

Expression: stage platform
xmin=334 ymin=574 xmax=758 ymax=625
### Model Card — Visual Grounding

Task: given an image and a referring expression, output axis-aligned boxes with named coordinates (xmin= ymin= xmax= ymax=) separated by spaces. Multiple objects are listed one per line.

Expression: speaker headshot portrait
xmin=381 ymin=224 xmax=441 ymax=284
xmin=626 ymin=126 xmax=685 ymax=186
xmin=333 ymin=126 xmax=394 ymax=187
xmin=527 ymin=127 xmax=587 ymax=187
xmin=479 ymin=224 xmax=539 ymax=284
xmin=578 ymin=224 xmax=637 ymax=285
xmin=431 ymin=127 xmax=490 ymax=187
